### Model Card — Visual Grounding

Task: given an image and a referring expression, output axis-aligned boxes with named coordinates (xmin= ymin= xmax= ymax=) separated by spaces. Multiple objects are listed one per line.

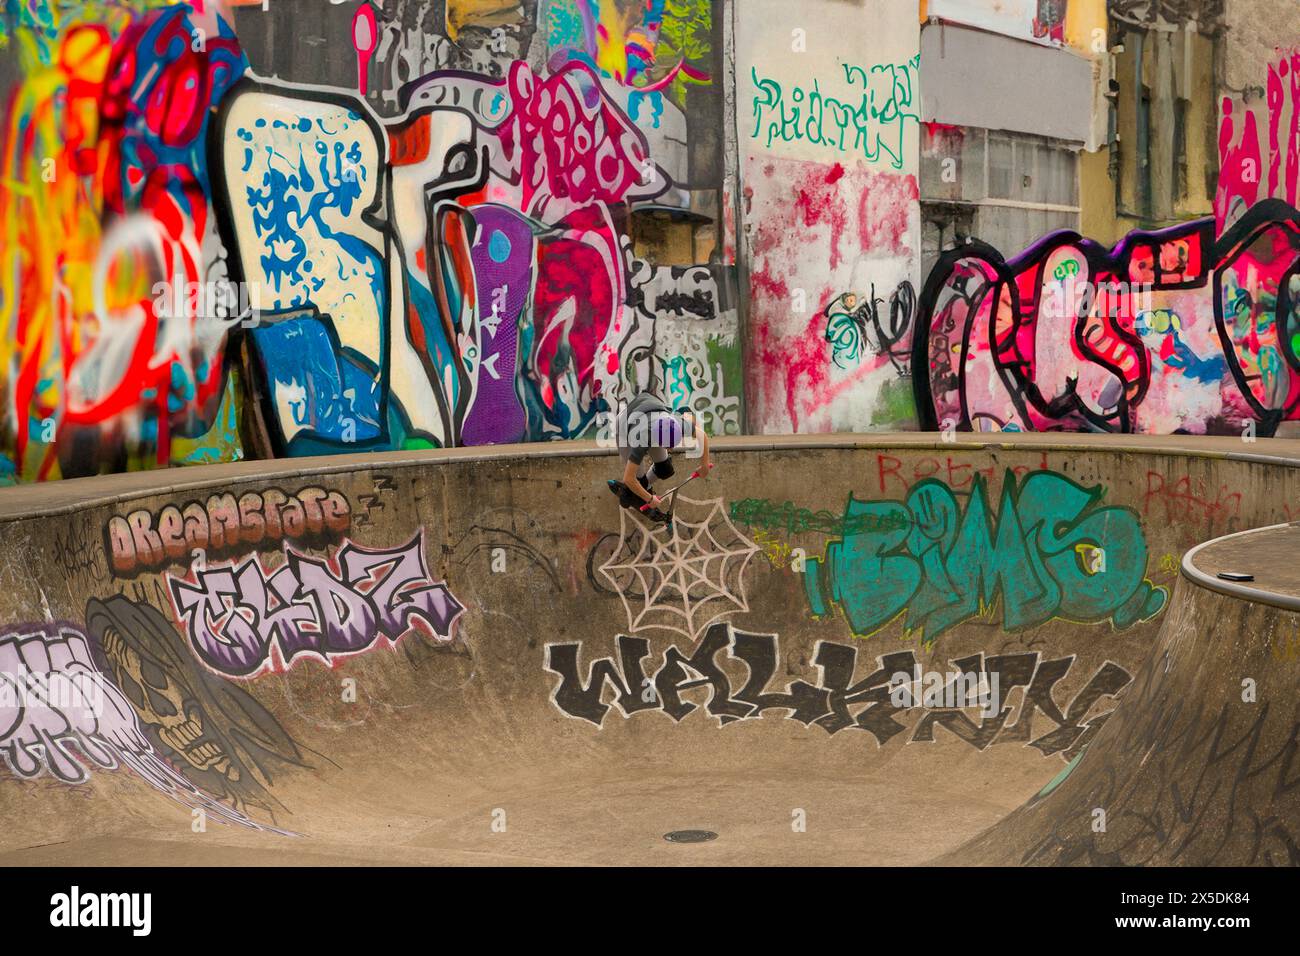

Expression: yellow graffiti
xmin=0 ymin=23 xmax=132 ymax=481
xmin=753 ymin=529 xmax=794 ymax=569
xmin=445 ymin=0 xmax=525 ymax=42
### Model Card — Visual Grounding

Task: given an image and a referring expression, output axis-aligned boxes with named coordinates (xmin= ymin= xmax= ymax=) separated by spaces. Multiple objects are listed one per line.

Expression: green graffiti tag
xmin=1052 ymin=258 xmax=1080 ymax=281
xmin=659 ymin=354 xmax=695 ymax=409
xmin=749 ymin=56 xmax=920 ymax=170
xmin=731 ymin=497 xmax=910 ymax=537
xmin=804 ymin=470 xmax=1168 ymax=643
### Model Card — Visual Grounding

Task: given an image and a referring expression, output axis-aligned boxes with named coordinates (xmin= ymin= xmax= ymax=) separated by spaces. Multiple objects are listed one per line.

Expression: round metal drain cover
xmin=664 ymin=829 xmax=717 ymax=844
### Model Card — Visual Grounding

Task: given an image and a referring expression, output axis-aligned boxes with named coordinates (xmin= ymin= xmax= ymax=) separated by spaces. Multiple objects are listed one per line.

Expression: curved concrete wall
xmin=0 ymin=434 xmax=1297 ymax=864
xmin=950 ymin=576 xmax=1300 ymax=865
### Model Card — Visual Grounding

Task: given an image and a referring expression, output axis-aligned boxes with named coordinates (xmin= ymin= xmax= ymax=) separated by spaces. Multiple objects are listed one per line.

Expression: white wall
xmin=736 ymin=0 xmax=921 ymax=433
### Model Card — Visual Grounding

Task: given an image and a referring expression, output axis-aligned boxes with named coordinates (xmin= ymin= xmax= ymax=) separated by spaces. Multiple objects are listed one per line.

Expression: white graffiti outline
xmin=0 ymin=623 xmax=290 ymax=835
xmin=599 ymin=497 xmax=758 ymax=642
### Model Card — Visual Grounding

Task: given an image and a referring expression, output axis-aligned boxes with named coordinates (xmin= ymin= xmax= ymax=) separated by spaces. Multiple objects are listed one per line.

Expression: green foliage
xmin=658 ymin=0 xmax=713 ymax=107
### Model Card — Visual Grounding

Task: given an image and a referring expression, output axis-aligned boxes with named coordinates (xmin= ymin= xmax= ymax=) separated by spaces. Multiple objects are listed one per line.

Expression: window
xmin=921 ymin=126 xmax=1080 ymax=275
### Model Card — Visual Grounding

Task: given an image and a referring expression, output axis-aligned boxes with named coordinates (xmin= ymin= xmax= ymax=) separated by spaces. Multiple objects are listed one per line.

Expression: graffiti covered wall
xmin=0 ymin=1 xmax=249 ymax=482
xmin=12 ymin=2 xmax=1300 ymax=482
xmin=0 ymin=0 xmax=741 ymax=482
xmin=738 ymin=0 xmax=922 ymax=433
xmin=4 ymin=438 xmax=1297 ymax=859
xmin=909 ymin=1 xmax=1300 ymax=439
xmin=914 ymin=192 xmax=1300 ymax=437
xmin=1 ymin=444 xmax=1196 ymax=843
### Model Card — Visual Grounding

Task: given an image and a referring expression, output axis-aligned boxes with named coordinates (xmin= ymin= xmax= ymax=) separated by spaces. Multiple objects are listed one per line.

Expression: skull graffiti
xmin=99 ymin=622 xmax=236 ymax=779
xmin=86 ymin=596 xmax=305 ymax=815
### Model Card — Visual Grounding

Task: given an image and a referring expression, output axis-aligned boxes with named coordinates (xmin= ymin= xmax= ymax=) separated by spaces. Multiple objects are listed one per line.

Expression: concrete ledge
xmin=5 ymin=431 xmax=1300 ymax=522
xmin=1181 ymin=523 xmax=1300 ymax=612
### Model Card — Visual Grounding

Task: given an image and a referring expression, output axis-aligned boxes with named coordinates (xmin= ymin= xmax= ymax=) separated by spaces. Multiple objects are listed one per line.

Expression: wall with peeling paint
xmin=737 ymin=0 xmax=922 ymax=434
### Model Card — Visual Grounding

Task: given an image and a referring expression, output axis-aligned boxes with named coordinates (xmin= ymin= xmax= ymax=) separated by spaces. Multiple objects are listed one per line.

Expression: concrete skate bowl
xmin=0 ymin=433 xmax=1296 ymax=866
xmin=940 ymin=519 xmax=1300 ymax=866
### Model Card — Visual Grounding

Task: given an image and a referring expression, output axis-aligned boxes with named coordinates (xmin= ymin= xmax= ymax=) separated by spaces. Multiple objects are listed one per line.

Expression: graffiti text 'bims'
xmin=804 ymin=470 xmax=1168 ymax=642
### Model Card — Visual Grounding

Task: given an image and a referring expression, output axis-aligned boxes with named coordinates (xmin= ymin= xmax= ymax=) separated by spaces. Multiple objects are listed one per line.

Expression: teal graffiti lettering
xmin=804 ymin=471 xmax=1168 ymax=643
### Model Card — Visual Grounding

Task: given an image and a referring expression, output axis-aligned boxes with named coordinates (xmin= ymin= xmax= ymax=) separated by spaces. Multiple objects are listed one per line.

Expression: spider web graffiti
xmin=598 ymin=497 xmax=759 ymax=642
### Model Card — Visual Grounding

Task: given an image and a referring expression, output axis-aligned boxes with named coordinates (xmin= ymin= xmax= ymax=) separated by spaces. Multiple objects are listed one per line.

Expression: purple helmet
xmin=650 ymin=412 xmax=684 ymax=448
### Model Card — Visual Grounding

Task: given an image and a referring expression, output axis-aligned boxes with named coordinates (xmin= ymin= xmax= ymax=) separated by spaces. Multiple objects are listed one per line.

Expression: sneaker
xmin=608 ymin=479 xmax=654 ymax=511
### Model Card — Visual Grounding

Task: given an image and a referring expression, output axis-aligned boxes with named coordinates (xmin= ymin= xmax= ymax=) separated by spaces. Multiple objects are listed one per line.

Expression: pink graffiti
xmin=1218 ymin=97 xmax=1262 ymax=230
xmin=352 ymin=3 xmax=378 ymax=96
xmin=918 ymin=202 xmax=1300 ymax=436
xmin=531 ymin=204 xmax=624 ymax=416
xmin=1267 ymin=52 xmax=1300 ymax=208
xmin=1218 ymin=49 xmax=1300 ymax=232
xmin=745 ymin=155 xmax=919 ymax=431
xmin=392 ymin=59 xmax=661 ymax=440
xmin=496 ymin=60 xmax=656 ymax=218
